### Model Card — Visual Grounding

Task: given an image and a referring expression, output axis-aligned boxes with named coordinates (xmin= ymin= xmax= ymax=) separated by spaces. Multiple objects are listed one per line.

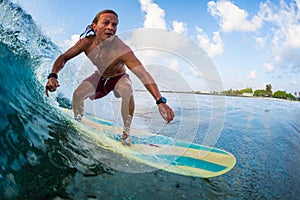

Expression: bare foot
xmin=121 ymin=132 xmax=132 ymax=146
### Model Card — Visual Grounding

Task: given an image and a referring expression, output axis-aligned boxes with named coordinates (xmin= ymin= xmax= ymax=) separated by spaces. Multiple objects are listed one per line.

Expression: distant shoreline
xmin=134 ymin=89 xmax=300 ymax=102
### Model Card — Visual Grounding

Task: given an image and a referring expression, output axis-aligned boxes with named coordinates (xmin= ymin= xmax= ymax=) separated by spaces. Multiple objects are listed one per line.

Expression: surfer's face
xmin=92 ymin=13 xmax=118 ymax=41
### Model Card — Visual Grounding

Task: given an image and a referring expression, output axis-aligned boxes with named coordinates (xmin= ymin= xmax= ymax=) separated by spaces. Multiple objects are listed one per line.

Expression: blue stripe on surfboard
xmin=136 ymin=154 xmax=227 ymax=172
xmin=176 ymin=142 xmax=229 ymax=155
xmin=85 ymin=115 xmax=114 ymax=126
xmin=162 ymin=154 xmax=227 ymax=172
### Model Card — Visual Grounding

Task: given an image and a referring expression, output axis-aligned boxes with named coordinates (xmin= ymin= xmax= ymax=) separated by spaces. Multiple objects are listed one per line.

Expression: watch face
xmin=157 ymin=97 xmax=167 ymax=104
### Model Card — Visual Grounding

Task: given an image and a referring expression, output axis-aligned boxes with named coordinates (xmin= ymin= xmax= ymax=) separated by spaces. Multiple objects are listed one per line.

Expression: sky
xmin=12 ymin=0 xmax=300 ymax=94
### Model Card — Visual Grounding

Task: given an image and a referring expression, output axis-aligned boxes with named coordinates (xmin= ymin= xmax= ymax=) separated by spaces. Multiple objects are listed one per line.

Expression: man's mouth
xmin=105 ymin=32 xmax=113 ymax=37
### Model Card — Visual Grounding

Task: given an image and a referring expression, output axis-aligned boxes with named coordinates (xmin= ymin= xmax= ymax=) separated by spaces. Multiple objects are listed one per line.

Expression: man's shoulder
xmin=79 ymin=36 xmax=95 ymax=45
xmin=75 ymin=37 xmax=95 ymax=52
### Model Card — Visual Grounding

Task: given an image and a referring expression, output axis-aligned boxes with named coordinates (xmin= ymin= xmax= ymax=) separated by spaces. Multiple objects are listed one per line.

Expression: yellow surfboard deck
xmin=61 ymin=108 xmax=236 ymax=178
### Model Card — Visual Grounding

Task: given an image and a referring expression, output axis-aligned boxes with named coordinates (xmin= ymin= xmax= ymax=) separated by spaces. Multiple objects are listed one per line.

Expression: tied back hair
xmin=80 ymin=25 xmax=95 ymax=39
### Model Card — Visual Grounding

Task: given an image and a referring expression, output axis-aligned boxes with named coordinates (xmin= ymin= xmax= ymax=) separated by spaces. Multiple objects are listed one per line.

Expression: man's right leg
xmin=114 ymin=77 xmax=134 ymax=146
xmin=72 ymin=81 xmax=95 ymax=121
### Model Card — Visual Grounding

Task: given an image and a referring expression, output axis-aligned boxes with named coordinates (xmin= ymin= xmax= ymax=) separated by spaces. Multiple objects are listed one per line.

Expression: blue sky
xmin=14 ymin=0 xmax=300 ymax=94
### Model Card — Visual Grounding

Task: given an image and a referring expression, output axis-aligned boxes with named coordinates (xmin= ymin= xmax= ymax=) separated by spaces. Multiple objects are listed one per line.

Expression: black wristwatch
xmin=47 ymin=73 xmax=58 ymax=79
xmin=156 ymin=97 xmax=167 ymax=104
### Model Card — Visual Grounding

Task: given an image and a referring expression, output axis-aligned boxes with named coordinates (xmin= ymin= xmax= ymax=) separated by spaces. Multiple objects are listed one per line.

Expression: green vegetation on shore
xmin=223 ymin=84 xmax=299 ymax=101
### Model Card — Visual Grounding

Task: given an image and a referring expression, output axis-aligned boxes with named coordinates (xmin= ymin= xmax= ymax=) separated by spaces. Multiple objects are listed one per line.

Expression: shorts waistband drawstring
xmin=102 ymin=77 xmax=110 ymax=86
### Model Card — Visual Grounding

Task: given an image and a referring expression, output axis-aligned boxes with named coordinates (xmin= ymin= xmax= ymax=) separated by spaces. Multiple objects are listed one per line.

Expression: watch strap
xmin=47 ymin=73 xmax=58 ymax=79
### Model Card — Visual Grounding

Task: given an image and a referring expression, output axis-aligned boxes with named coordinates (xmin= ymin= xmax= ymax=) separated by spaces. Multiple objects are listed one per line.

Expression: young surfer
xmin=45 ymin=9 xmax=174 ymax=146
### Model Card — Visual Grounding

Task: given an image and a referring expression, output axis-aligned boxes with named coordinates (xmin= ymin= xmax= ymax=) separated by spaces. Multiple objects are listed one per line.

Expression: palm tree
xmin=266 ymin=84 xmax=272 ymax=96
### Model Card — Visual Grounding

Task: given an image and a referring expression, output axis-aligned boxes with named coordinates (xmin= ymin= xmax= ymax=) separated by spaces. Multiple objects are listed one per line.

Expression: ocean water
xmin=1 ymin=0 xmax=300 ymax=199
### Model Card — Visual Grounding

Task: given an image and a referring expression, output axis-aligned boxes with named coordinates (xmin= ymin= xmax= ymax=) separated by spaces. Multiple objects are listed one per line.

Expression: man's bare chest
xmin=88 ymin=46 xmax=120 ymax=68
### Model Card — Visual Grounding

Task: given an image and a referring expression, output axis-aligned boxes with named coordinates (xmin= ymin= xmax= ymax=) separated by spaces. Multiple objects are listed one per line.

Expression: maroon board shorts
xmin=83 ymin=71 xmax=129 ymax=100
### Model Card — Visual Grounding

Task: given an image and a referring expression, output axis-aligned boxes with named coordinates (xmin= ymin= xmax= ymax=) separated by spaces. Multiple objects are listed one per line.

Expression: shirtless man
xmin=45 ymin=9 xmax=174 ymax=145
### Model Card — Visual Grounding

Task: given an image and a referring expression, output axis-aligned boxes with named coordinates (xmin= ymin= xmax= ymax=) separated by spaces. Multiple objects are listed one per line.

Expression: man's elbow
xmin=53 ymin=54 xmax=67 ymax=69
xmin=59 ymin=54 xmax=70 ymax=64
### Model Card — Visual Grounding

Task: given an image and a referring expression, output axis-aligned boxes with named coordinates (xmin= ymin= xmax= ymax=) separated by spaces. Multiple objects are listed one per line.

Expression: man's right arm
xmin=45 ymin=38 xmax=91 ymax=97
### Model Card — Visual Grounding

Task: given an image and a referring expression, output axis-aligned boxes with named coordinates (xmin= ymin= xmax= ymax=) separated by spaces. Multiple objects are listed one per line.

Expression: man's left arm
xmin=120 ymin=49 xmax=174 ymax=123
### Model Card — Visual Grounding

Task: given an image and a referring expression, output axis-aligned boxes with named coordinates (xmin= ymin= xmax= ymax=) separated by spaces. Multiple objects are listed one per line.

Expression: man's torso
xmin=84 ymin=36 xmax=127 ymax=78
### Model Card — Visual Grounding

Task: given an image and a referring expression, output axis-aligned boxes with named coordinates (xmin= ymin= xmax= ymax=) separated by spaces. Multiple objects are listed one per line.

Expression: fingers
xmin=45 ymin=86 xmax=49 ymax=97
xmin=55 ymin=81 xmax=60 ymax=88
xmin=159 ymin=104 xmax=174 ymax=123
xmin=45 ymin=85 xmax=55 ymax=97
xmin=166 ymin=108 xmax=174 ymax=123
xmin=168 ymin=108 xmax=175 ymax=122
xmin=45 ymin=79 xmax=59 ymax=97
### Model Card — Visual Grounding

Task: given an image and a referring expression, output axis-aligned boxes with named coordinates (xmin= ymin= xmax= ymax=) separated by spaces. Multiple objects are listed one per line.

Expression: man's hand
xmin=45 ymin=78 xmax=60 ymax=97
xmin=158 ymin=104 xmax=174 ymax=123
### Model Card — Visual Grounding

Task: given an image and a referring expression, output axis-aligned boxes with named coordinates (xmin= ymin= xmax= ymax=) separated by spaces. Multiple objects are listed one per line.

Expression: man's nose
xmin=107 ymin=23 xmax=114 ymax=30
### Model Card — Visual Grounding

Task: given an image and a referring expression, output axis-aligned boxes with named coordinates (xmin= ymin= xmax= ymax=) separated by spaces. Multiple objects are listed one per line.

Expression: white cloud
xmin=259 ymin=0 xmax=300 ymax=48
xmin=131 ymin=2 xmax=190 ymax=65
xmin=254 ymin=36 xmax=265 ymax=49
xmin=196 ymin=27 xmax=224 ymax=57
xmin=121 ymin=28 xmax=192 ymax=75
xmin=139 ymin=0 xmax=166 ymax=29
xmin=172 ymin=21 xmax=188 ymax=35
xmin=263 ymin=62 xmax=274 ymax=73
xmin=62 ymin=34 xmax=79 ymax=49
xmin=258 ymin=0 xmax=300 ymax=70
xmin=249 ymin=70 xmax=257 ymax=80
xmin=207 ymin=0 xmax=263 ymax=32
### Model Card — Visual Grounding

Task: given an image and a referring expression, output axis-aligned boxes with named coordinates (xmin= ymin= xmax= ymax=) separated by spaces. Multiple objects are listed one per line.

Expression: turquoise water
xmin=1 ymin=0 xmax=300 ymax=199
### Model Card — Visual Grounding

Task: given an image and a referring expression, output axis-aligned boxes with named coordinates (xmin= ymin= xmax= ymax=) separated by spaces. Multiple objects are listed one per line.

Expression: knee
xmin=72 ymin=87 xmax=85 ymax=101
xmin=72 ymin=81 xmax=94 ymax=101
xmin=118 ymin=81 xmax=133 ymax=98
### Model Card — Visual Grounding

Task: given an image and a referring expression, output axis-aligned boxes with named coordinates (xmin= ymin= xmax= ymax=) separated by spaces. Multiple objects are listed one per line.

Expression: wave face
xmin=0 ymin=1 xmax=136 ymax=198
xmin=0 ymin=1 xmax=79 ymax=199
xmin=1 ymin=1 xmax=121 ymax=199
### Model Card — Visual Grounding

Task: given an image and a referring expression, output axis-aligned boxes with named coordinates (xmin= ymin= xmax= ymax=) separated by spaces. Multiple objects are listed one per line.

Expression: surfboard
xmin=61 ymin=108 xmax=236 ymax=178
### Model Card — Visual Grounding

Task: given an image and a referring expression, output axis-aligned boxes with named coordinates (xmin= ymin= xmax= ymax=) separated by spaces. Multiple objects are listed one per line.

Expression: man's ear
xmin=91 ymin=23 xmax=97 ymax=32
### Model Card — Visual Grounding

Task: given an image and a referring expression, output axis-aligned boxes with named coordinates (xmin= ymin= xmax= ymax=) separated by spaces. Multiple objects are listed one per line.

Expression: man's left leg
xmin=114 ymin=77 xmax=134 ymax=145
